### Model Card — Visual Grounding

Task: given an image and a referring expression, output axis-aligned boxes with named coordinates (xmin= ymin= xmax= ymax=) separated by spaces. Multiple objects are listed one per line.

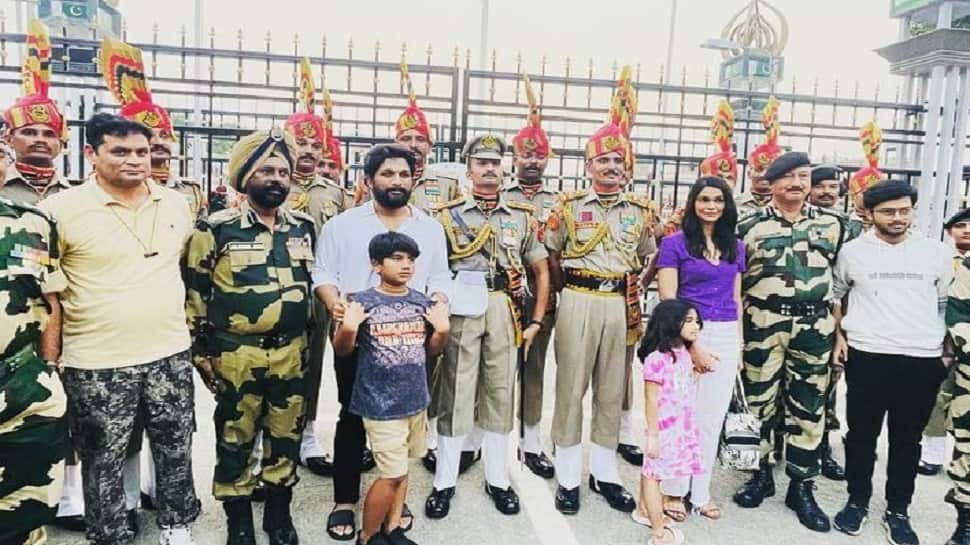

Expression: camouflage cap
xmin=462 ymin=134 xmax=507 ymax=161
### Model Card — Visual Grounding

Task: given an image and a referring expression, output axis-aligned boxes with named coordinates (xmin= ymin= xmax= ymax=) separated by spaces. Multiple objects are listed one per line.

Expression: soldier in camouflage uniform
xmin=733 ymin=152 xmax=844 ymax=533
xmin=356 ymin=61 xmax=461 ymax=212
xmin=807 ymin=164 xmax=851 ymax=482
xmin=499 ymin=73 xmax=558 ymax=480
xmin=0 ymin=197 xmax=69 ymax=545
xmin=425 ymin=134 xmax=549 ymax=519
xmin=946 ymin=242 xmax=970 ymax=545
xmin=281 ymin=59 xmax=348 ymax=477
xmin=185 ymin=129 xmax=314 ymax=545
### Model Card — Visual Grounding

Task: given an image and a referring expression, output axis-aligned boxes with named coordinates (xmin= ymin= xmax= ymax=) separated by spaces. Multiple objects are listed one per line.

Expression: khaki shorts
xmin=363 ymin=411 xmax=428 ymax=478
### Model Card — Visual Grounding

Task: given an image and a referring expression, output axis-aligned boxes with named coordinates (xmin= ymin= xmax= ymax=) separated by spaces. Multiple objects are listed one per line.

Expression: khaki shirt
xmin=162 ymin=177 xmax=206 ymax=220
xmin=411 ymin=175 xmax=462 ymax=214
xmin=737 ymin=204 xmax=844 ymax=306
xmin=501 ymin=182 xmax=559 ymax=228
xmin=545 ymin=191 xmax=657 ymax=275
xmin=735 ymin=191 xmax=770 ymax=220
xmin=286 ymin=176 xmax=347 ymax=231
xmin=39 ymin=179 xmax=194 ymax=369
xmin=1 ymin=167 xmax=72 ymax=206
xmin=436 ymin=194 xmax=547 ymax=278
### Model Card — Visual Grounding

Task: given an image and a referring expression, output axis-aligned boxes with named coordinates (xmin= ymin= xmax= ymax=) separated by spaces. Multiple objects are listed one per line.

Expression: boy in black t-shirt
xmin=334 ymin=232 xmax=450 ymax=545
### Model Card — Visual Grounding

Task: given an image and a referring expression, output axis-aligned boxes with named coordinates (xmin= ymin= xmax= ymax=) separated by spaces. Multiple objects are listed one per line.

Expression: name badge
xmin=226 ymin=242 xmax=264 ymax=251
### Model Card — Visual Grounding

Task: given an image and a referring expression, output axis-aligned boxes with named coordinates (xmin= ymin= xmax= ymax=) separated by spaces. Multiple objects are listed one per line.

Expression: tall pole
xmin=476 ymin=0 xmax=489 ymax=100
xmin=192 ymin=0 xmax=204 ymax=182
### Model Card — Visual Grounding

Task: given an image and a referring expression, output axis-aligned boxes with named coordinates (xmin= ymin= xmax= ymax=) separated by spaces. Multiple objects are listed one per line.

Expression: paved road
xmin=50 ymin=346 xmax=957 ymax=545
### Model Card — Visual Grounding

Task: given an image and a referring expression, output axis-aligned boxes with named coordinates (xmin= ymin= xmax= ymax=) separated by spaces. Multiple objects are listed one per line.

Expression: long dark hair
xmin=637 ymin=299 xmax=703 ymax=361
xmin=681 ymin=176 xmax=739 ymax=263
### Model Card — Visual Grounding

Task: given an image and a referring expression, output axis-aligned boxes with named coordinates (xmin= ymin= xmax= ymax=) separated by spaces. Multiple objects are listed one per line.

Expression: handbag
xmin=719 ymin=374 xmax=762 ymax=471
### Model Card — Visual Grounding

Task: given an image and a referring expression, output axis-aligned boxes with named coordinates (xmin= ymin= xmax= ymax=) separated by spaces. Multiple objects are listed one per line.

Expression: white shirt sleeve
xmin=312 ymin=216 xmax=341 ymax=290
xmin=425 ymin=222 xmax=453 ymax=299
xmin=831 ymin=245 xmax=852 ymax=304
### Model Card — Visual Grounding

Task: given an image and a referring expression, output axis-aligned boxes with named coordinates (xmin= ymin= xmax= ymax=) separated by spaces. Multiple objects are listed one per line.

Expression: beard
xmin=373 ymin=186 xmax=411 ymax=209
xmin=249 ymin=183 xmax=289 ymax=209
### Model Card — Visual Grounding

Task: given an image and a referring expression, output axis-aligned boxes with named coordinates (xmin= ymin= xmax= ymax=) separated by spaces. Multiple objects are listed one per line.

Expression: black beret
xmin=764 ymin=151 xmax=812 ymax=182
xmin=811 ymin=165 xmax=843 ymax=186
xmin=946 ymin=208 xmax=970 ymax=229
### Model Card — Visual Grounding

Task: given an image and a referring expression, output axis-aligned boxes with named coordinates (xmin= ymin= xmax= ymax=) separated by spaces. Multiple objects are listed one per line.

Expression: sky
xmin=45 ymin=0 xmax=905 ymax=96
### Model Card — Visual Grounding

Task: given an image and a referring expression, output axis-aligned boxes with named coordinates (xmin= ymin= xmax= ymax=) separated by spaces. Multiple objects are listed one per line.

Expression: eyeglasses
xmin=872 ymin=207 xmax=913 ymax=218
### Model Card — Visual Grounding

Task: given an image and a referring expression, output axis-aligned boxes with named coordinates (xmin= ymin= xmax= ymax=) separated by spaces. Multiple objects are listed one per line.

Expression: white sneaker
xmin=159 ymin=525 xmax=195 ymax=545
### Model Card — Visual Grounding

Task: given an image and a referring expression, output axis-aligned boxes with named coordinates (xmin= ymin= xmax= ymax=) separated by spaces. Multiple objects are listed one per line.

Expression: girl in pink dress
xmin=636 ymin=299 xmax=703 ymax=545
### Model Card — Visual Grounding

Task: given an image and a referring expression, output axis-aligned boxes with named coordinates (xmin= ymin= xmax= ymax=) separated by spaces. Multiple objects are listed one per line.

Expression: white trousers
xmin=661 ymin=320 xmax=740 ymax=507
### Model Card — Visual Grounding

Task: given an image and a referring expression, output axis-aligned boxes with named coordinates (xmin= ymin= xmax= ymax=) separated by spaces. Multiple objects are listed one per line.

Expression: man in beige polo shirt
xmin=40 ymin=113 xmax=200 ymax=545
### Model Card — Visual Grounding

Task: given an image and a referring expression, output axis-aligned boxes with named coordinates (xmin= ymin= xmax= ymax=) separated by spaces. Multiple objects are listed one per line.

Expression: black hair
xmin=363 ymin=143 xmax=417 ymax=180
xmin=369 ymin=231 xmax=421 ymax=263
xmin=637 ymin=299 xmax=702 ymax=361
xmin=681 ymin=176 xmax=739 ymax=263
xmin=85 ymin=113 xmax=153 ymax=150
xmin=862 ymin=180 xmax=917 ymax=210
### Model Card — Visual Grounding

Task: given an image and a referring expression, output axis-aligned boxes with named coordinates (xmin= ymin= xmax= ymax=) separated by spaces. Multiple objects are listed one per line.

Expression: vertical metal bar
xmin=917 ymin=65 xmax=945 ymax=233
xmin=945 ymin=67 xmax=970 ymax=223
xmin=449 ymin=66 xmax=460 ymax=162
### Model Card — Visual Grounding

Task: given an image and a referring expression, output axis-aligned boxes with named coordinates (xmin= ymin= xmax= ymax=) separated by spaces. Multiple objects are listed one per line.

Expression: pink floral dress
xmin=641 ymin=347 xmax=702 ymax=480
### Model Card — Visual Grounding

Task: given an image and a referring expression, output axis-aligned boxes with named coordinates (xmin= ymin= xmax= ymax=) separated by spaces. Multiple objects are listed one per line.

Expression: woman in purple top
xmin=655 ymin=177 xmax=745 ymax=521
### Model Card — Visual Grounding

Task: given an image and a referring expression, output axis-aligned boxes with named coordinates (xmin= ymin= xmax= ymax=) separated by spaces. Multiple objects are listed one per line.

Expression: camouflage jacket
xmin=0 ymin=198 xmax=67 ymax=358
xmin=184 ymin=200 xmax=316 ymax=361
xmin=738 ymin=204 xmax=844 ymax=306
xmin=949 ymin=255 xmax=970 ymax=364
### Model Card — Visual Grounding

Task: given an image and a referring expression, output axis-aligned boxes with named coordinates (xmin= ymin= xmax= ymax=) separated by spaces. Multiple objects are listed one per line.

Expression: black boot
xmin=947 ymin=505 xmax=970 ymax=545
xmin=223 ymin=498 xmax=257 ymax=545
xmin=262 ymin=486 xmax=299 ymax=545
xmin=785 ymin=479 xmax=831 ymax=532
xmin=819 ymin=434 xmax=846 ymax=481
xmin=733 ymin=463 xmax=775 ymax=508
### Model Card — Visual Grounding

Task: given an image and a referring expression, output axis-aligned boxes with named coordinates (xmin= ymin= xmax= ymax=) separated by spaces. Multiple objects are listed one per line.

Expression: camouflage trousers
xmin=0 ymin=349 xmax=68 ymax=545
xmin=948 ymin=360 xmax=970 ymax=507
xmin=825 ymin=365 xmax=843 ymax=432
xmin=742 ymin=304 xmax=834 ymax=480
xmin=212 ymin=334 xmax=306 ymax=500
xmin=925 ymin=365 xmax=956 ymax=438
xmin=302 ymin=299 xmax=329 ymax=421
xmin=61 ymin=350 xmax=200 ymax=545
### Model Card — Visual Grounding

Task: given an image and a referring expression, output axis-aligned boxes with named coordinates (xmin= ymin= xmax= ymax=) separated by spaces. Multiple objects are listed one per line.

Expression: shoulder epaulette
xmin=178 ymin=177 xmax=202 ymax=186
xmin=506 ymin=200 xmax=537 ymax=214
xmin=431 ymin=197 xmax=465 ymax=212
xmin=289 ymin=209 xmax=316 ymax=225
xmin=6 ymin=198 xmax=55 ymax=223
xmin=623 ymin=193 xmax=654 ymax=209
xmin=559 ymin=189 xmax=589 ymax=203
xmin=204 ymin=208 xmax=242 ymax=227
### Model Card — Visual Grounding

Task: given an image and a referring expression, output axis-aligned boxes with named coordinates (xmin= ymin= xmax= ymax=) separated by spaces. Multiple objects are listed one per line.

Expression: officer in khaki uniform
xmin=733 ymin=152 xmax=844 ymax=533
xmin=185 ymin=129 xmax=314 ymax=545
xmin=316 ymin=86 xmax=355 ymax=212
xmin=355 ymin=61 xmax=462 ymax=212
xmin=0 ymin=197 xmax=69 ymax=545
xmin=500 ymin=73 xmax=559 ymax=479
xmin=280 ymin=58 xmax=350 ymax=477
xmin=737 ymin=96 xmax=783 ymax=219
xmin=425 ymin=134 xmax=549 ymax=520
xmin=545 ymin=66 xmax=655 ymax=515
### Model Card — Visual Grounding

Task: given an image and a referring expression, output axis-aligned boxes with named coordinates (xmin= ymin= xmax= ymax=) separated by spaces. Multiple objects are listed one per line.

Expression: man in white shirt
xmin=830 ymin=180 xmax=951 ymax=545
xmin=312 ymin=143 xmax=451 ymax=540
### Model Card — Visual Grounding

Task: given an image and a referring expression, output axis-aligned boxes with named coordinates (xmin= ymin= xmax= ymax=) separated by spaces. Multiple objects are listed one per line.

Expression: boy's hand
xmin=425 ymin=301 xmax=451 ymax=332
xmin=341 ymin=301 xmax=369 ymax=329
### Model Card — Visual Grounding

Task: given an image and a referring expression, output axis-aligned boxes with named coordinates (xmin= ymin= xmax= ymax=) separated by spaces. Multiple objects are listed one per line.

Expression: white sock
xmin=554 ymin=444 xmax=583 ymax=490
xmin=427 ymin=417 xmax=439 ymax=450
xmin=590 ymin=443 xmax=621 ymax=484
xmin=921 ymin=435 xmax=949 ymax=465
xmin=434 ymin=434 xmax=466 ymax=490
xmin=464 ymin=426 xmax=484 ymax=452
xmin=619 ymin=410 xmax=639 ymax=446
xmin=123 ymin=452 xmax=141 ymax=510
xmin=300 ymin=420 xmax=325 ymax=462
xmin=140 ymin=446 xmax=157 ymax=501
xmin=483 ymin=431 xmax=511 ymax=489
xmin=57 ymin=463 xmax=85 ymax=517
xmin=522 ymin=424 xmax=542 ymax=455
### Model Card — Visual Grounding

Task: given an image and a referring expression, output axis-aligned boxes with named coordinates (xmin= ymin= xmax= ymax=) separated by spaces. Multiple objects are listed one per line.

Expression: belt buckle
xmin=598 ymin=279 xmax=617 ymax=293
xmin=259 ymin=335 xmax=283 ymax=350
